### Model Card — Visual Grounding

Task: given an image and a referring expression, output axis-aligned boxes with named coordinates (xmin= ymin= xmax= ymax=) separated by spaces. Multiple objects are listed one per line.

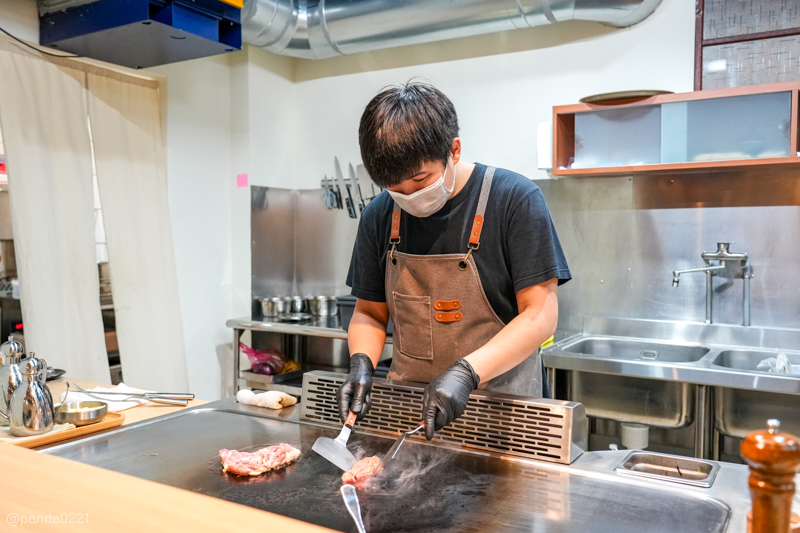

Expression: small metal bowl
xmin=54 ymin=401 xmax=108 ymax=426
xmin=306 ymin=296 xmax=338 ymax=317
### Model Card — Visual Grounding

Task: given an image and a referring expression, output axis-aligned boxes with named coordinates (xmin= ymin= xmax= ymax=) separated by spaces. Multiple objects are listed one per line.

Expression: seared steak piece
xmin=342 ymin=456 xmax=382 ymax=489
xmin=219 ymin=443 xmax=301 ymax=476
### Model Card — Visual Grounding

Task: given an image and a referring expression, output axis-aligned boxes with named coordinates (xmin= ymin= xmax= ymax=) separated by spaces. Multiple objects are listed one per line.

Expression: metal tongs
xmin=381 ymin=423 xmax=424 ymax=468
xmin=69 ymin=383 xmax=194 ymax=407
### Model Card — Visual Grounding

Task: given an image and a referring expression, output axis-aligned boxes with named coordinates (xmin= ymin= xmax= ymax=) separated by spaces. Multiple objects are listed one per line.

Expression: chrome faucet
xmin=672 ymin=242 xmax=752 ymax=326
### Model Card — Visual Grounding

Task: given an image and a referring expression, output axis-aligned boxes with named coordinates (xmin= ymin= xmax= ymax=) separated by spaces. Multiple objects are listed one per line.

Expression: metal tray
xmin=615 ymin=451 xmax=720 ymax=488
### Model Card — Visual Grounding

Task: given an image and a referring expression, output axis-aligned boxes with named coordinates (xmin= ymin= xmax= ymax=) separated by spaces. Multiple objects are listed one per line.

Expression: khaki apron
xmin=384 ymin=167 xmax=543 ymax=398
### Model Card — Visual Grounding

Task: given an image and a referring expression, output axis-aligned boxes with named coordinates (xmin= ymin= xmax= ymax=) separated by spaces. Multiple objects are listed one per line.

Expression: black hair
xmin=358 ymin=80 xmax=459 ymax=188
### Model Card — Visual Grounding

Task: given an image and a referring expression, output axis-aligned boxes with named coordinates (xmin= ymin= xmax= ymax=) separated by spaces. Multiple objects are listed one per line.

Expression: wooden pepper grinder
xmin=741 ymin=419 xmax=800 ymax=533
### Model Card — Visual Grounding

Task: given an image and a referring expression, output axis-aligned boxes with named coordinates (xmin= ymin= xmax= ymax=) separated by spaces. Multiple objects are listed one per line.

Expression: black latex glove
xmin=336 ymin=353 xmax=375 ymax=423
xmin=422 ymin=359 xmax=480 ymax=440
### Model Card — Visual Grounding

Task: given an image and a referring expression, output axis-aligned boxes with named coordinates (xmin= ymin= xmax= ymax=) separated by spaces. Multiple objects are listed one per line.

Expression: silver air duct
xmin=242 ymin=0 xmax=663 ymax=59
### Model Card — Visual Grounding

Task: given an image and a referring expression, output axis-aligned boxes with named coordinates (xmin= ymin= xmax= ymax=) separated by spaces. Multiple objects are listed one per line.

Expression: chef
xmin=337 ymin=81 xmax=571 ymax=441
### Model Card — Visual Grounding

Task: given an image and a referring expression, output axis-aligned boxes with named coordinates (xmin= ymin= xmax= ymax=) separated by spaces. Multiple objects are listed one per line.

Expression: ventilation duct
xmin=241 ymin=0 xmax=663 ymax=59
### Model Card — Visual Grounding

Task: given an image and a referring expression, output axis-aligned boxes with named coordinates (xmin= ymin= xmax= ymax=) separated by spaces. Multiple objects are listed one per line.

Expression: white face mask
xmin=388 ymin=161 xmax=455 ymax=218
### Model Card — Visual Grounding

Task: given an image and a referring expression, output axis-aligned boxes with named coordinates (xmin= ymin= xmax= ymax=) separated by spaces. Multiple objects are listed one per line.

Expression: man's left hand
xmin=421 ymin=359 xmax=480 ymax=440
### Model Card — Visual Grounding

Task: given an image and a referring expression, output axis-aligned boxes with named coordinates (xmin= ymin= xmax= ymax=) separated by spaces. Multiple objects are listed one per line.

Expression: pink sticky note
xmin=237 ymin=173 xmax=249 ymax=188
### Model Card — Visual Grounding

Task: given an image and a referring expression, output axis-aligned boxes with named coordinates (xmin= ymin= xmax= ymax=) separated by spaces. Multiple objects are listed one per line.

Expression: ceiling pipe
xmin=37 ymin=0 xmax=663 ymax=60
xmin=241 ymin=0 xmax=663 ymax=59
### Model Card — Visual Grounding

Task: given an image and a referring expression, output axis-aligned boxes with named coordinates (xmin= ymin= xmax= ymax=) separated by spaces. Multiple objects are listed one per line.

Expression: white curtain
xmin=0 ymin=40 xmax=110 ymax=382
xmin=87 ymin=73 xmax=189 ymax=391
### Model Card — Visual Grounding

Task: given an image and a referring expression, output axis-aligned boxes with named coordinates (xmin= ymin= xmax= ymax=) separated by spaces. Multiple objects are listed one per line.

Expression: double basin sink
xmin=543 ymin=318 xmax=800 ymax=438
xmin=561 ymin=337 xmax=800 ymax=370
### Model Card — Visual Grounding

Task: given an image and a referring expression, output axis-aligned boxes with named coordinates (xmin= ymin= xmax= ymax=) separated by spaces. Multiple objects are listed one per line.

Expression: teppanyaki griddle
xmin=42 ymin=400 xmax=729 ymax=533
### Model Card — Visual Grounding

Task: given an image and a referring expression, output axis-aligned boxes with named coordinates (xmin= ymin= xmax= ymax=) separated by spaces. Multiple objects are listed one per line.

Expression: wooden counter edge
xmin=3 ymin=444 xmax=334 ymax=532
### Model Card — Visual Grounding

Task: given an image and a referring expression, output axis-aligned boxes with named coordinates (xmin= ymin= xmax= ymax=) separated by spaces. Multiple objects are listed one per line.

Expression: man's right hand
xmin=336 ymin=352 xmax=375 ymax=423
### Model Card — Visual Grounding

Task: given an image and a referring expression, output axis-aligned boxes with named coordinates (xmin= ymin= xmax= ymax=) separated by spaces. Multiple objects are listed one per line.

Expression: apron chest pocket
xmin=392 ymin=292 xmax=434 ymax=361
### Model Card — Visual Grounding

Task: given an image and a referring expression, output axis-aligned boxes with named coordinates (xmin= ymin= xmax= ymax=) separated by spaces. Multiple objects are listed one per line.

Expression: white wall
xmin=0 ymin=0 xmax=38 ymax=43
xmin=286 ymin=0 xmax=695 ymax=188
xmin=149 ymin=55 xmax=235 ymax=400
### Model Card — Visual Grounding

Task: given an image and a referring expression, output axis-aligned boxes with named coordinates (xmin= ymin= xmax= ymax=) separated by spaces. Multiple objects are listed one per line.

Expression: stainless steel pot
xmin=289 ymin=296 xmax=306 ymax=314
xmin=307 ymin=296 xmax=338 ymax=317
xmin=261 ymin=297 xmax=287 ymax=318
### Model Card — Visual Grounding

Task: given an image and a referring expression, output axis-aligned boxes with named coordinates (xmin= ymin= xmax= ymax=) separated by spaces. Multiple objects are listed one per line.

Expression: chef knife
xmin=312 ymin=410 xmax=358 ymax=471
xmin=334 ymin=157 xmax=357 ymax=219
xmin=326 ymin=174 xmax=343 ymax=209
xmin=322 ymin=175 xmax=338 ymax=209
xmin=348 ymin=162 xmax=365 ymax=213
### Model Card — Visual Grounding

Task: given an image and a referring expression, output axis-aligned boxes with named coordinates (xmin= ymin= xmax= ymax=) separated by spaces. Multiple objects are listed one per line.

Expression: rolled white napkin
xmin=237 ymin=389 xmax=297 ymax=410
xmin=61 ymin=383 xmax=153 ymax=412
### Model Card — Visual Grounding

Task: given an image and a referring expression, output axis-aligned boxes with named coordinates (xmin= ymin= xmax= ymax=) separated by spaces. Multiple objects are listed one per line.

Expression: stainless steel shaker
xmin=0 ymin=336 xmax=24 ymax=427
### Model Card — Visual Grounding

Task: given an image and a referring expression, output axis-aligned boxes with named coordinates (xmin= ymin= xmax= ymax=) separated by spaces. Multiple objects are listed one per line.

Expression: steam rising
xmin=351 ymin=439 xmax=456 ymax=498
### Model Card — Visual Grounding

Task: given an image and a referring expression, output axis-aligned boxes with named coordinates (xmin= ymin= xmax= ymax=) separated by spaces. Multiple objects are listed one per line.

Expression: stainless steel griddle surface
xmin=45 ymin=407 xmax=730 ymax=533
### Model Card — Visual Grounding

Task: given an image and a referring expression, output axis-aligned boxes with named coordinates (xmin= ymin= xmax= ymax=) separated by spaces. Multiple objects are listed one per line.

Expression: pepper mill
xmin=741 ymin=419 xmax=800 ymax=533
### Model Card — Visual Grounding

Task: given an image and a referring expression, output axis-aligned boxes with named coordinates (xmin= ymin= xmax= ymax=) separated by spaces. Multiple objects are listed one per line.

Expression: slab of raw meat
xmin=220 ymin=443 xmax=301 ymax=476
xmin=342 ymin=456 xmax=382 ymax=489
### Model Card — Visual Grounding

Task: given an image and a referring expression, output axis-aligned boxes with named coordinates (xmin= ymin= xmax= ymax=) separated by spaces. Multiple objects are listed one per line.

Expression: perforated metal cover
xmin=300 ymin=371 xmax=588 ymax=464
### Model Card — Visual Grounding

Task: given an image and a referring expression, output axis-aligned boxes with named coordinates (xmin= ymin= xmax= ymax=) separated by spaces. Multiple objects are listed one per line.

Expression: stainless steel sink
xmin=553 ymin=337 xmax=706 ymax=428
xmin=711 ymin=349 xmax=800 ymax=371
xmin=569 ymin=372 xmax=695 ymax=428
xmin=711 ymin=349 xmax=800 ymax=439
xmin=545 ymin=319 xmax=800 ymax=457
xmin=715 ymin=386 xmax=800 ymax=439
xmin=564 ymin=337 xmax=709 ymax=363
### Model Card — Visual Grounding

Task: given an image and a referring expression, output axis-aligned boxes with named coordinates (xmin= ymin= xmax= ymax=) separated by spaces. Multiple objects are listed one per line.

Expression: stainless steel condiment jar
xmin=0 ymin=353 xmax=56 ymax=437
xmin=0 ymin=336 xmax=24 ymax=427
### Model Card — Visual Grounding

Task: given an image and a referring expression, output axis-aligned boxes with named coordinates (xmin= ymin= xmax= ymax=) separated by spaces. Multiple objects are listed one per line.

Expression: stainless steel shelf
xmin=226 ymin=316 xmax=393 ymax=343
xmin=228 ymin=316 xmax=393 ymax=395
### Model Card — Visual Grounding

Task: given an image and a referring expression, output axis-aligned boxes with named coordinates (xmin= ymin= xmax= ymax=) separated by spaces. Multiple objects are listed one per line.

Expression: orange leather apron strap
xmin=468 ymin=215 xmax=484 ymax=247
xmin=390 ymin=202 xmax=401 ymax=242
xmin=468 ymin=167 xmax=495 ymax=249
xmin=434 ymin=311 xmax=462 ymax=323
xmin=434 ymin=300 xmax=461 ymax=311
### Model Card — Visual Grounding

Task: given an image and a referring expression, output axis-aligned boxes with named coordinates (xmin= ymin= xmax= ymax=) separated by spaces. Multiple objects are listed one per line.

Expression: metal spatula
xmin=381 ymin=423 xmax=424 ymax=468
xmin=340 ymin=484 xmax=367 ymax=533
xmin=312 ymin=411 xmax=358 ymax=471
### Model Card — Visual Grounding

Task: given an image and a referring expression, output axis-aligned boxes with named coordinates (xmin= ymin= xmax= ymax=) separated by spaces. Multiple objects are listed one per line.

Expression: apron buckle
xmin=458 ymin=243 xmax=479 ymax=270
xmin=390 ymin=238 xmax=401 ymax=264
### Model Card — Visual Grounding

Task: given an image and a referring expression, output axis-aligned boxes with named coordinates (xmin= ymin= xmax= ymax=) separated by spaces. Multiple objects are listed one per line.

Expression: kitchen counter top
xmin=3 ymin=443 xmax=333 ymax=532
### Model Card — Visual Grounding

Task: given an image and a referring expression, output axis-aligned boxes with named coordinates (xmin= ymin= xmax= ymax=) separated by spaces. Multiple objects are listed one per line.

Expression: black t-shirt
xmin=346 ymin=163 xmax=571 ymax=324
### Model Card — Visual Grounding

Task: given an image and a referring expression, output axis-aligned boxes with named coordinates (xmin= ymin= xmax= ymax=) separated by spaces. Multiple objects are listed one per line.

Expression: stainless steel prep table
xmin=40 ymin=396 xmax=777 ymax=533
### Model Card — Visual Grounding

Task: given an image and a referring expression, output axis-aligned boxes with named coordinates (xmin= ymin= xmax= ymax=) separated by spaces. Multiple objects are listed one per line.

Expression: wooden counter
xmin=3 ymin=444 xmax=334 ymax=532
xmin=3 ymin=377 xmax=333 ymax=532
